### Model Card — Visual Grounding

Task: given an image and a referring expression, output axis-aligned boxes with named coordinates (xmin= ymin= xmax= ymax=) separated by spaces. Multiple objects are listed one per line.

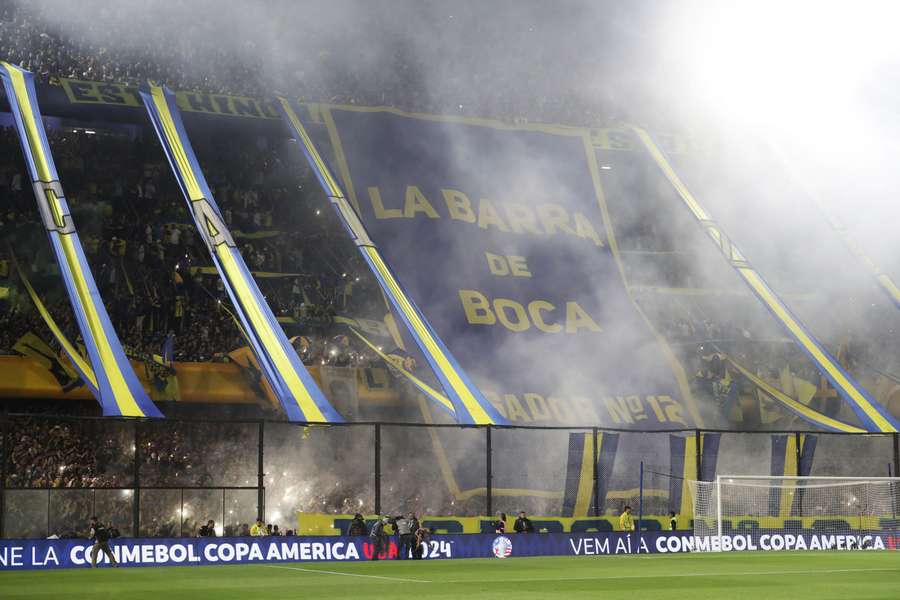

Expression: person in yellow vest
xmin=619 ymin=506 xmax=634 ymax=532
xmin=250 ymin=518 xmax=267 ymax=536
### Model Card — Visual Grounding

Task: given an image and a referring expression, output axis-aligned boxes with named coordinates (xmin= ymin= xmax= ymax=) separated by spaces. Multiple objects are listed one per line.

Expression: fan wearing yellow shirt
xmin=619 ymin=506 xmax=634 ymax=532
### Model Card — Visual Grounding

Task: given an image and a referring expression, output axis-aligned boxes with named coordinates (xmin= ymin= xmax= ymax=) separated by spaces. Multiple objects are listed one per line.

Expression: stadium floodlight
xmin=687 ymin=476 xmax=900 ymax=552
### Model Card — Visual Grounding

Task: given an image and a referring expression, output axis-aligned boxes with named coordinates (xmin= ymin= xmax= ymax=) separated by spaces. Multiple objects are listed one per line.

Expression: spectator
xmin=513 ymin=511 xmax=534 ymax=534
xmin=198 ymin=520 xmax=216 ymax=537
xmin=250 ymin=518 xmax=267 ymax=536
xmin=619 ymin=506 xmax=634 ymax=532
xmin=347 ymin=513 xmax=367 ymax=536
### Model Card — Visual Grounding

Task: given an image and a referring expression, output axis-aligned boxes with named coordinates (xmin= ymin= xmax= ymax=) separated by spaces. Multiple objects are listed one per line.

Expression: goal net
xmin=686 ymin=476 xmax=900 ymax=552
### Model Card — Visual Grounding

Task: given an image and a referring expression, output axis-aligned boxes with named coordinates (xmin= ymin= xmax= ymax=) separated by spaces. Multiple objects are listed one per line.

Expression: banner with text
xmin=324 ymin=108 xmax=698 ymax=428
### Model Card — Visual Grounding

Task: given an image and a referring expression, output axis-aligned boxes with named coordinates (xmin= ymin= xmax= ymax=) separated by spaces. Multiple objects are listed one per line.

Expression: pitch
xmin=1 ymin=551 xmax=897 ymax=599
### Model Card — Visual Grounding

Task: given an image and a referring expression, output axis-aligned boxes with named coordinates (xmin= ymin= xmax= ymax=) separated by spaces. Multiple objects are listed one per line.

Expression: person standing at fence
xmin=395 ymin=513 xmax=415 ymax=559
xmin=348 ymin=513 xmax=367 ymax=536
xmin=199 ymin=520 xmax=216 ymax=537
xmin=668 ymin=511 xmax=678 ymax=531
xmin=369 ymin=516 xmax=390 ymax=560
xmin=514 ymin=511 xmax=534 ymax=533
xmin=250 ymin=518 xmax=267 ymax=536
xmin=89 ymin=517 xmax=118 ymax=568
xmin=619 ymin=506 xmax=634 ymax=532
xmin=492 ymin=512 xmax=507 ymax=533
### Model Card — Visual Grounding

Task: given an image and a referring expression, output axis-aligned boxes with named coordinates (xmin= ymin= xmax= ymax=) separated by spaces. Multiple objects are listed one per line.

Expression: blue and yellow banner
xmin=0 ymin=62 xmax=161 ymax=418
xmin=280 ymin=103 xmax=695 ymax=428
xmin=630 ymin=125 xmax=899 ymax=433
xmin=139 ymin=84 xmax=341 ymax=423
xmin=276 ymin=97 xmax=505 ymax=425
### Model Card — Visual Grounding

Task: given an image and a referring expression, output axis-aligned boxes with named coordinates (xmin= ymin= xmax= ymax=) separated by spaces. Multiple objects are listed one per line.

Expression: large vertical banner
xmin=0 ymin=62 xmax=161 ymax=418
xmin=323 ymin=108 xmax=698 ymax=428
xmin=139 ymin=84 xmax=342 ymax=423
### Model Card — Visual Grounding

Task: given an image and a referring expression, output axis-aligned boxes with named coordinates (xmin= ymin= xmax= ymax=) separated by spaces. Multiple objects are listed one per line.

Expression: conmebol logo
xmin=492 ymin=536 xmax=512 ymax=559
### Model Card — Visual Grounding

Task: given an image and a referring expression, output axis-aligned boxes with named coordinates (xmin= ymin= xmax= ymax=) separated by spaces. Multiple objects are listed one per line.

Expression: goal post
xmin=686 ymin=476 xmax=900 ymax=552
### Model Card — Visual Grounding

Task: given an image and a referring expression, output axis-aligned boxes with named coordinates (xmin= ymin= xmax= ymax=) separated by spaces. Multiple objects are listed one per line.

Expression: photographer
xmin=89 ymin=516 xmax=118 ymax=568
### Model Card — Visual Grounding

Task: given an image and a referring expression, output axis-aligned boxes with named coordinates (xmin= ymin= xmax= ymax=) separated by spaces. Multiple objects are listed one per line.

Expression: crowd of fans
xmin=0 ymin=121 xmax=387 ymax=365
xmin=0 ymin=2 xmax=622 ymax=128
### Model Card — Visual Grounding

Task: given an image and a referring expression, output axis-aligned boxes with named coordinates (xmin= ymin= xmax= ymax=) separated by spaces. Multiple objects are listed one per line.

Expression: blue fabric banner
xmin=0 ymin=62 xmax=161 ymax=418
xmin=321 ymin=107 xmax=697 ymax=429
xmin=138 ymin=84 xmax=342 ymax=423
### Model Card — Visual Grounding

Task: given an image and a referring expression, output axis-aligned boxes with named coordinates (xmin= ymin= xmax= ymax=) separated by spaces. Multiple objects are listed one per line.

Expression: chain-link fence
xmin=1 ymin=414 xmax=898 ymax=538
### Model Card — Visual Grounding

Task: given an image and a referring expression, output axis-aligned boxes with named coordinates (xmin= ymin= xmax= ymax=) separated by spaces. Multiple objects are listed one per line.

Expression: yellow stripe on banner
xmin=277 ymin=97 xmax=344 ymax=199
xmin=780 ymin=435 xmax=799 ymax=517
xmin=6 ymin=64 xmax=144 ymax=416
xmin=737 ymin=269 xmax=893 ymax=432
xmin=724 ymin=354 xmax=865 ymax=433
xmin=347 ymin=327 xmax=455 ymax=415
xmin=15 ymin=262 xmax=98 ymax=391
xmin=150 ymin=85 xmax=328 ymax=421
xmin=365 ymin=247 xmax=493 ymax=424
xmin=149 ymin=86 xmax=204 ymax=201
xmin=583 ymin=134 xmax=703 ymax=427
xmin=630 ymin=125 xmax=896 ymax=433
xmin=216 ymin=246 xmax=326 ymax=422
xmin=58 ymin=235 xmax=143 ymax=416
xmin=573 ymin=433 xmax=596 ymax=516
xmin=681 ymin=435 xmax=698 ymax=520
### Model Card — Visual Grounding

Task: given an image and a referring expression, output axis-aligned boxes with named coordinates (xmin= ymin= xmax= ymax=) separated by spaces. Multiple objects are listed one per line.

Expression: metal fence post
xmin=894 ymin=433 xmax=899 ymax=484
xmin=486 ymin=426 xmax=493 ymax=518
xmin=592 ymin=427 xmax=599 ymax=517
xmin=133 ymin=420 xmax=141 ymax=537
xmin=257 ymin=421 xmax=265 ymax=521
xmin=374 ymin=424 xmax=381 ymax=515
xmin=695 ymin=429 xmax=702 ymax=481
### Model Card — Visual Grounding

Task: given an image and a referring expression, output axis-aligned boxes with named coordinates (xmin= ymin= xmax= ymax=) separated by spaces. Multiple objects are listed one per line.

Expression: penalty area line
xmin=265 ymin=564 xmax=431 ymax=583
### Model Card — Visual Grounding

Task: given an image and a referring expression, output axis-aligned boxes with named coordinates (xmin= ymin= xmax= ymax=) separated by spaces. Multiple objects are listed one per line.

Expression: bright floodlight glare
xmin=672 ymin=1 xmax=900 ymax=129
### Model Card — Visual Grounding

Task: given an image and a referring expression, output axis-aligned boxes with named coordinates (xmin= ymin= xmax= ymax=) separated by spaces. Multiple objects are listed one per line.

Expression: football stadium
xmin=0 ymin=1 xmax=899 ymax=598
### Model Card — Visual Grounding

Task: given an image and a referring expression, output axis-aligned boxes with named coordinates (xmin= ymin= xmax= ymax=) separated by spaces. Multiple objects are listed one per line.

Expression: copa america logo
xmin=492 ymin=536 xmax=513 ymax=558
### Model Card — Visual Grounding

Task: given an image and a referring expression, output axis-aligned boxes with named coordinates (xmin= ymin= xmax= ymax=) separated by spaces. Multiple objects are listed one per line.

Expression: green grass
xmin=1 ymin=552 xmax=898 ymax=599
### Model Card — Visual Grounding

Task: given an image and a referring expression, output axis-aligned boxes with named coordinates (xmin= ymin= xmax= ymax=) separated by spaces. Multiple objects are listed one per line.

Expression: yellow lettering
xmin=537 ymin=204 xmax=575 ymax=236
xmin=508 ymin=256 xmax=531 ymax=277
xmin=548 ymin=396 xmax=575 ymax=423
xmin=528 ymin=300 xmax=562 ymax=333
xmin=459 ymin=290 xmax=495 ymax=325
xmin=403 ymin=185 xmax=439 ymax=219
xmin=442 ymin=188 xmax=475 ymax=223
xmin=504 ymin=203 xmax=543 ymax=235
xmin=504 ymin=394 xmax=532 ymax=422
xmin=524 ymin=393 xmax=551 ymax=421
xmin=604 ymin=397 xmax=633 ymax=424
xmin=565 ymin=302 xmax=602 ymax=333
xmin=572 ymin=212 xmax=605 ymax=247
xmin=494 ymin=298 xmax=530 ymax=332
xmin=477 ymin=199 xmax=510 ymax=232
xmin=485 ymin=252 xmax=509 ymax=276
xmin=368 ymin=187 xmax=402 ymax=219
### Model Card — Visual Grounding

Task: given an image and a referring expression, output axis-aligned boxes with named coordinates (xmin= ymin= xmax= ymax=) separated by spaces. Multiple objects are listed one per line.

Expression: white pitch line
xmin=266 ymin=564 xmax=431 ymax=583
xmin=446 ymin=566 xmax=899 ymax=584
